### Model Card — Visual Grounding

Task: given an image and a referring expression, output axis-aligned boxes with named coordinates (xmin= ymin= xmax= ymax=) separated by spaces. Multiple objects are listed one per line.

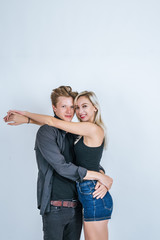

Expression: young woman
xmin=5 ymin=91 xmax=113 ymax=240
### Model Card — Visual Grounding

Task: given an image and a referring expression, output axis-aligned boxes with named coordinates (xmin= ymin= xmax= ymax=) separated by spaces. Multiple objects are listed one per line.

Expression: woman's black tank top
xmin=74 ymin=137 xmax=104 ymax=172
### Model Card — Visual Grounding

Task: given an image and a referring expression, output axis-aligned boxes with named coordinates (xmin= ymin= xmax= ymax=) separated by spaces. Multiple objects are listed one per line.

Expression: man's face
xmin=52 ymin=96 xmax=75 ymax=122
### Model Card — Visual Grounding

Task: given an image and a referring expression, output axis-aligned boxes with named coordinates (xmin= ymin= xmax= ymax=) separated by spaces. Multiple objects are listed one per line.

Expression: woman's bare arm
xmin=6 ymin=110 xmax=103 ymax=138
xmin=4 ymin=113 xmax=42 ymax=126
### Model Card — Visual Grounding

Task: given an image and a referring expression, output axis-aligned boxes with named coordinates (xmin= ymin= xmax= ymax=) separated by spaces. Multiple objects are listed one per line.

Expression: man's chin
xmin=63 ymin=117 xmax=73 ymax=122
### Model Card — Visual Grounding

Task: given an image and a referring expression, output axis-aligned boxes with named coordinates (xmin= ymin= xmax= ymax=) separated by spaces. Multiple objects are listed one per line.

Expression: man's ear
xmin=52 ymin=104 xmax=56 ymax=113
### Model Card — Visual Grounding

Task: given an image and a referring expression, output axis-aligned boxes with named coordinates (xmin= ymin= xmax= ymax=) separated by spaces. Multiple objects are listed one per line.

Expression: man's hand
xmin=83 ymin=171 xmax=113 ymax=190
xmin=3 ymin=112 xmax=28 ymax=126
xmin=92 ymin=181 xmax=108 ymax=199
xmin=100 ymin=175 xmax=113 ymax=190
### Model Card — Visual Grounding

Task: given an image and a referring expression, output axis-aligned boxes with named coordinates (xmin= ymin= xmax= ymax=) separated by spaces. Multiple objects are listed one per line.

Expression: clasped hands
xmin=4 ymin=110 xmax=28 ymax=125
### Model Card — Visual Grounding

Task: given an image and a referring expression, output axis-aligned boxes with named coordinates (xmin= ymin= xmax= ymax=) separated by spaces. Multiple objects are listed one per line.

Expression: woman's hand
xmin=92 ymin=181 xmax=108 ymax=199
xmin=7 ymin=110 xmax=26 ymax=118
xmin=3 ymin=112 xmax=28 ymax=126
xmin=3 ymin=110 xmax=26 ymax=122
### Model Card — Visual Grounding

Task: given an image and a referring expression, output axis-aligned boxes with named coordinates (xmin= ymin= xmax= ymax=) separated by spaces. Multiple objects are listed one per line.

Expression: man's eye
xmin=83 ymin=105 xmax=87 ymax=108
xmin=62 ymin=105 xmax=66 ymax=108
xmin=71 ymin=106 xmax=74 ymax=109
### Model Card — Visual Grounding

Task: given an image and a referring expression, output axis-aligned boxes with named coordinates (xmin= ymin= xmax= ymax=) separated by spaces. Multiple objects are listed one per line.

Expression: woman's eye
xmin=83 ymin=105 xmax=87 ymax=108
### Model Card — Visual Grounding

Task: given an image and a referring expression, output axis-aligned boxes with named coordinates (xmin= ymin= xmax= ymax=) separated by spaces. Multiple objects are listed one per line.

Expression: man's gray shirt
xmin=34 ymin=124 xmax=87 ymax=215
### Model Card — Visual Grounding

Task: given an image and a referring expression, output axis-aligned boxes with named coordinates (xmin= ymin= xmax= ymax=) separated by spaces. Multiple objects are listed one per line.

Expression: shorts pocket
xmin=102 ymin=192 xmax=113 ymax=211
xmin=78 ymin=181 xmax=96 ymax=195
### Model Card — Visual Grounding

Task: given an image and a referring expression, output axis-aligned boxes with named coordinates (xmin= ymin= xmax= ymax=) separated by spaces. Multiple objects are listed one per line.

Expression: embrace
xmin=4 ymin=86 xmax=113 ymax=240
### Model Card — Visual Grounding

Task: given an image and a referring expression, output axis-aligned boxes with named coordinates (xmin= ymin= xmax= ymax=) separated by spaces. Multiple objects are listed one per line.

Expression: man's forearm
xmin=84 ymin=171 xmax=102 ymax=181
xmin=84 ymin=170 xmax=113 ymax=190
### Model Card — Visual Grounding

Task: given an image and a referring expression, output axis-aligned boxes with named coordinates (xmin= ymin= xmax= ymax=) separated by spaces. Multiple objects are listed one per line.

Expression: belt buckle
xmin=72 ymin=200 xmax=77 ymax=208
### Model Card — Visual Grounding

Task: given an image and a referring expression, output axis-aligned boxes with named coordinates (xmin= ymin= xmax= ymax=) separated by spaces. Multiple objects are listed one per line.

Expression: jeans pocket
xmin=50 ymin=206 xmax=61 ymax=213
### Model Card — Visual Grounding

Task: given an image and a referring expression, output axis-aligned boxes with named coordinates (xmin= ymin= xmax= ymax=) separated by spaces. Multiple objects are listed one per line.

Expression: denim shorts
xmin=76 ymin=180 xmax=113 ymax=222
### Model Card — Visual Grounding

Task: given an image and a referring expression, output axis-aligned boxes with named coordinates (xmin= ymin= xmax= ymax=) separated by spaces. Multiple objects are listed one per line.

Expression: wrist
xmin=27 ymin=117 xmax=31 ymax=124
xmin=98 ymin=172 xmax=104 ymax=182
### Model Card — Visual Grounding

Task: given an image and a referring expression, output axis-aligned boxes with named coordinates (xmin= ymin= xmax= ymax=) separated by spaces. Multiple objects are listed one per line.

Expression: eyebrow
xmin=75 ymin=103 xmax=89 ymax=107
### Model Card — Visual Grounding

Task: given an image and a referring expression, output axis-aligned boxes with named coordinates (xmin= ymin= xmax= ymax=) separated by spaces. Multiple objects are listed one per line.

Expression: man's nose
xmin=66 ymin=107 xmax=72 ymax=113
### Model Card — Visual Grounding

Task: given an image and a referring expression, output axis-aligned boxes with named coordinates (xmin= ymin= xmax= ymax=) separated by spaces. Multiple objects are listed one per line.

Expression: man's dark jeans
xmin=42 ymin=205 xmax=83 ymax=240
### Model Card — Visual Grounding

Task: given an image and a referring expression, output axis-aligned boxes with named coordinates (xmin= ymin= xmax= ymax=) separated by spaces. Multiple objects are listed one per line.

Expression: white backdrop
xmin=1 ymin=1 xmax=160 ymax=240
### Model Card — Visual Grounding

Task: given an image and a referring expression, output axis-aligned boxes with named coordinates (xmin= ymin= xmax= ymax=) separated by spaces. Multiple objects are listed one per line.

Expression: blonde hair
xmin=74 ymin=91 xmax=107 ymax=148
xmin=51 ymin=86 xmax=78 ymax=106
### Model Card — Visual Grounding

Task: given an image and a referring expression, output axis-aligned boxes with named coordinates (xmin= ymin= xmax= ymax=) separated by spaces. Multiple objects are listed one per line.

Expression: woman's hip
xmin=76 ymin=180 xmax=113 ymax=221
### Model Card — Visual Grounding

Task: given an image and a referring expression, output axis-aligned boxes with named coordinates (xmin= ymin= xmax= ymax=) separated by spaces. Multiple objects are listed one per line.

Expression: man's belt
xmin=50 ymin=200 xmax=78 ymax=208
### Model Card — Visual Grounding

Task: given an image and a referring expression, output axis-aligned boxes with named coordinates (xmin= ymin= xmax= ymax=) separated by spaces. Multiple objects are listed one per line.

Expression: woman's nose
xmin=77 ymin=107 xmax=83 ymax=114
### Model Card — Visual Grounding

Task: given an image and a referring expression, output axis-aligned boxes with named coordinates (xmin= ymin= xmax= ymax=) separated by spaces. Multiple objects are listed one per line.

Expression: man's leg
xmin=42 ymin=206 xmax=70 ymax=240
xmin=42 ymin=205 xmax=82 ymax=240
xmin=63 ymin=206 xmax=83 ymax=240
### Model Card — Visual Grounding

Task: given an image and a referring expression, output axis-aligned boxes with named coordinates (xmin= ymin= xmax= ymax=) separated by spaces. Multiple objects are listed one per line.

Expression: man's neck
xmin=54 ymin=114 xmax=62 ymax=120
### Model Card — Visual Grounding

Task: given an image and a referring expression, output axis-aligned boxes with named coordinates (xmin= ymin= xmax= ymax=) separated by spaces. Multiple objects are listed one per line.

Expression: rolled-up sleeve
xmin=36 ymin=125 xmax=87 ymax=182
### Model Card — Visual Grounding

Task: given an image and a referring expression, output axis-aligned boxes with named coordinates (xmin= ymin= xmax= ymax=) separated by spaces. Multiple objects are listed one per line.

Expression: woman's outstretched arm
xmin=4 ymin=112 xmax=42 ymax=126
xmin=6 ymin=110 xmax=102 ymax=137
xmin=4 ymin=112 xmax=113 ymax=192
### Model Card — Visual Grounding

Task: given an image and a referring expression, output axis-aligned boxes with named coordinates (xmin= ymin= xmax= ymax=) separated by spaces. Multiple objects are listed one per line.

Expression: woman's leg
xmin=83 ymin=220 xmax=109 ymax=240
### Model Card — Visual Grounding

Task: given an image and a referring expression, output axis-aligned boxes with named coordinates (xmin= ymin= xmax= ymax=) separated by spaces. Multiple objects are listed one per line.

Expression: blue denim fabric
xmin=76 ymin=180 xmax=113 ymax=221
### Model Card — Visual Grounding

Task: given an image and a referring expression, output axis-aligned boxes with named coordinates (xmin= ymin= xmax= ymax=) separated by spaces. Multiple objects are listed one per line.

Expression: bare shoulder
xmin=84 ymin=124 xmax=104 ymax=147
xmin=92 ymin=124 xmax=104 ymax=138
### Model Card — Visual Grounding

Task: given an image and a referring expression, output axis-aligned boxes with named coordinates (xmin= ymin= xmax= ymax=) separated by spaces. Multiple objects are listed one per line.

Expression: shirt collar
xmin=54 ymin=114 xmax=61 ymax=120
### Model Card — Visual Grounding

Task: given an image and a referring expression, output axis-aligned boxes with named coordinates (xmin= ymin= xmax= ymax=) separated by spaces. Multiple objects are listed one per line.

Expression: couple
xmin=4 ymin=86 xmax=113 ymax=240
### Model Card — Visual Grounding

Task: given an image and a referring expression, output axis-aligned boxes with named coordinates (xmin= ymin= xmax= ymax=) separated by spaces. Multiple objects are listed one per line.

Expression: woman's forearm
xmin=24 ymin=111 xmax=53 ymax=125
xmin=23 ymin=111 xmax=97 ymax=136
xmin=4 ymin=112 xmax=42 ymax=126
xmin=29 ymin=118 xmax=43 ymax=125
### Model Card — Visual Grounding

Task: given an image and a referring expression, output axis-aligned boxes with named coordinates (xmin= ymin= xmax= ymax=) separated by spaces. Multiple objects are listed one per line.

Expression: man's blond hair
xmin=51 ymin=86 xmax=78 ymax=106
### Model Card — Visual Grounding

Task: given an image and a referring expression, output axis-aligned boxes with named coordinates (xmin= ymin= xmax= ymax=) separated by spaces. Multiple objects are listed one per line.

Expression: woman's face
xmin=75 ymin=96 xmax=97 ymax=122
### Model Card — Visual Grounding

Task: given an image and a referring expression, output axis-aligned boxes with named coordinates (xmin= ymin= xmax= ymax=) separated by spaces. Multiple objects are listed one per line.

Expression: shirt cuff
xmin=77 ymin=167 xmax=87 ymax=182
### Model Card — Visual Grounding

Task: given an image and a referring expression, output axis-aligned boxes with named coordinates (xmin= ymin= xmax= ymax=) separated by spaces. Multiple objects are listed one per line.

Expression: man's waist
xmin=50 ymin=200 xmax=79 ymax=208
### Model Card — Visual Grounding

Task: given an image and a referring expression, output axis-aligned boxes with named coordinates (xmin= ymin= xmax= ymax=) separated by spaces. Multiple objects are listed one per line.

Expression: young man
xmin=35 ymin=86 xmax=85 ymax=240
xmin=4 ymin=86 xmax=112 ymax=240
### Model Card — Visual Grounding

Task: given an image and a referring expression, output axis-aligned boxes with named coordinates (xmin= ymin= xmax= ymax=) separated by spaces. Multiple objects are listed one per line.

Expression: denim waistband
xmin=76 ymin=180 xmax=97 ymax=187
